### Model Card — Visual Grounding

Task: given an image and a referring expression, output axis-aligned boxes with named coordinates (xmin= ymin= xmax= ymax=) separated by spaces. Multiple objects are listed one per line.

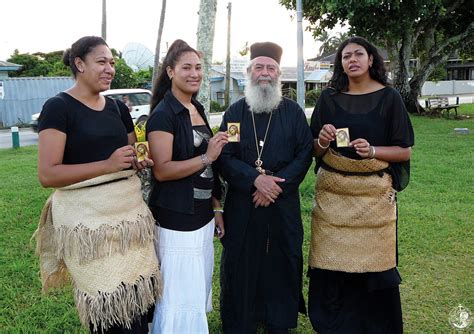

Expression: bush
xmin=210 ymin=100 xmax=225 ymax=113
xmin=211 ymin=125 xmax=220 ymax=134
xmin=305 ymin=89 xmax=321 ymax=107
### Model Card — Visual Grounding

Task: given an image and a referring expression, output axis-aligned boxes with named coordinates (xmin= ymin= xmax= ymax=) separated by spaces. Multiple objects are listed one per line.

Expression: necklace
xmin=250 ymin=110 xmax=273 ymax=175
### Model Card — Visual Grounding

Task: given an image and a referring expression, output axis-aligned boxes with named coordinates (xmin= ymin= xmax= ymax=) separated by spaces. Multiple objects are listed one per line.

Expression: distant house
xmin=446 ymin=58 xmax=474 ymax=80
xmin=210 ymin=62 xmax=330 ymax=106
xmin=0 ymin=60 xmax=22 ymax=79
xmin=210 ymin=65 xmax=246 ymax=106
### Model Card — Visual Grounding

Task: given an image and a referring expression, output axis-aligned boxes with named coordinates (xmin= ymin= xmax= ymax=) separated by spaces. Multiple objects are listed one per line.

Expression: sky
xmin=1 ymin=0 xmax=324 ymax=67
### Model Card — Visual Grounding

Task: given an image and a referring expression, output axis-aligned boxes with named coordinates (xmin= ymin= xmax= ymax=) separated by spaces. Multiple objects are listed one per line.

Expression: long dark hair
xmin=329 ymin=36 xmax=387 ymax=92
xmin=62 ymin=36 xmax=108 ymax=78
xmin=150 ymin=39 xmax=201 ymax=112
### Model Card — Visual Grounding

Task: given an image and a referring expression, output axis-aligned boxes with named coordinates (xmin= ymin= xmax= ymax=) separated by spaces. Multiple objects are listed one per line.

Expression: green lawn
xmin=1 ymin=109 xmax=473 ymax=333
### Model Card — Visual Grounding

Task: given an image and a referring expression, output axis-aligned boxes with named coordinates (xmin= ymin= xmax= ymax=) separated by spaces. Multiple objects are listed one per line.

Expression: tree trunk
xmin=152 ymin=0 xmax=167 ymax=88
xmin=101 ymin=0 xmax=107 ymax=41
xmin=408 ymin=53 xmax=449 ymax=114
xmin=392 ymin=31 xmax=422 ymax=114
xmin=196 ymin=0 xmax=217 ymax=118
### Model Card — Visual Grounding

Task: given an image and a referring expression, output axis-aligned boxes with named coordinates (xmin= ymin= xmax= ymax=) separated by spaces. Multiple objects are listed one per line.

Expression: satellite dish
xmin=122 ymin=43 xmax=155 ymax=71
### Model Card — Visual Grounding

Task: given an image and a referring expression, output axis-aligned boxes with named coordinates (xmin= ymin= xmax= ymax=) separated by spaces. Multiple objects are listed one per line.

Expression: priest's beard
xmin=244 ymin=76 xmax=282 ymax=114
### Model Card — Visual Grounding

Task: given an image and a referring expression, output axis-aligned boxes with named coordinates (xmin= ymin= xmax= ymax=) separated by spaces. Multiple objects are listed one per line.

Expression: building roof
xmin=308 ymin=49 xmax=390 ymax=63
xmin=306 ymin=69 xmax=333 ymax=83
xmin=211 ymin=65 xmax=330 ymax=84
xmin=0 ymin=60 xmax=22 ymax=71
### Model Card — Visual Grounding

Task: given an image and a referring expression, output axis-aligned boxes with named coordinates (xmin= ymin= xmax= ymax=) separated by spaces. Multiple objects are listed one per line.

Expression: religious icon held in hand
xmin=135 ymin=142 xmax=150 ymax=162
xmin=227 ymin=123 xmax=240 ymax=142
xmin=134 ymin=122 xmax=149 ymax=162
xmin=336 ymin=128 xmax=350 ymax=147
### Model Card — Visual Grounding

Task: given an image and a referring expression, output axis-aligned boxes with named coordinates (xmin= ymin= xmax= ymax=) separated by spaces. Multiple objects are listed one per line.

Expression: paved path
xmin=0 ymin=127 xmax=37 ymax=149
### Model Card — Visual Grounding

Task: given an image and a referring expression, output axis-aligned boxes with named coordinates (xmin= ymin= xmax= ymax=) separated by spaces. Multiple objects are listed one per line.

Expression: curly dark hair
xmin=150 ymin=40 xmax=202 ymax=112
xmin=329 ymin=36 xmax=387 ymax=92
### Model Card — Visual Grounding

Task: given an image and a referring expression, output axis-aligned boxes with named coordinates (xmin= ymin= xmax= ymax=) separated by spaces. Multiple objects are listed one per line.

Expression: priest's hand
xmin=252 ymin=190 xmax=272 ymax=208
xmin=253 ymin=174 xmax=285 ymax=203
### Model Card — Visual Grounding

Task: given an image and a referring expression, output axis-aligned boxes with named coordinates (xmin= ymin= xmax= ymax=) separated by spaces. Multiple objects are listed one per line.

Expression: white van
xmin=30 ymin=88 xmax=152 ymax=131
xmin=102 ymin=88 xmax=152 ymax=125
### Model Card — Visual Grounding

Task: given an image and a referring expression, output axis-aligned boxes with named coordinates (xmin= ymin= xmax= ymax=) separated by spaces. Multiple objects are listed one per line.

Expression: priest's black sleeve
xmin=274 ymin=104 xmax=313 ymax=194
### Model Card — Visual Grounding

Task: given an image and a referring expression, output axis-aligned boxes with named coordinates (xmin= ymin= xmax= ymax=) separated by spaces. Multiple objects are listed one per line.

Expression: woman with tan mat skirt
xmin=308 ymin=36 xmax=414 ymax=333
xmin=35 ymin=36 xmax=161 ymax=333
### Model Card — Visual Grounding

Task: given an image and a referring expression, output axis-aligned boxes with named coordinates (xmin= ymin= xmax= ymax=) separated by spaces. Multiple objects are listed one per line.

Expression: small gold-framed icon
xmin=227 ymin=122 xmax=240 ymax=142
xmin=134 ymin=141 xmax=149 ymax=162
xmin=336 ymin=128 xmax=350 ymax=147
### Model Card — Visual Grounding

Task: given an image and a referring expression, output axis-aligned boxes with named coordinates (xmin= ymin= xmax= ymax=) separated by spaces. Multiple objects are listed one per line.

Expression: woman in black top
xmin=146 ymin=40 xmax=228 ymax=333
xmin=308 ymin=36 xmax=414 ymax=333
xmin=37 ymin=36 xmax=159 ymax=333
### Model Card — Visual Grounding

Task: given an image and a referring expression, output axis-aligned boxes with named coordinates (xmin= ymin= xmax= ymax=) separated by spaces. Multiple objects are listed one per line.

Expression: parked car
xmin=30 ymin=88 xmax=152 ymax=132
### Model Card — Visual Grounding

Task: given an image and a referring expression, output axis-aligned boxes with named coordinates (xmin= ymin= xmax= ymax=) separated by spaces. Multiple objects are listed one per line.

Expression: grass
xmin=1 ymin=110 xmax=473 ymax=333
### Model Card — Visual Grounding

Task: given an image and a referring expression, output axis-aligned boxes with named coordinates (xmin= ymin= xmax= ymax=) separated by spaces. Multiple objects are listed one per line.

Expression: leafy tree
xmin=111 ymin=58 xmax=137 ymax=89
xmin=280 ymin=0 xmax=474 ymax=113
xmin=8 ymin=50 xmax=44 ymax=77
xmin=7 ymin=48 xmax=145 ymax=88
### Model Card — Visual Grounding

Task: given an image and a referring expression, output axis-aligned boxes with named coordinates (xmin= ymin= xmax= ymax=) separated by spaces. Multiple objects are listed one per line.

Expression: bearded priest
xmin=217 ymin=42 xmax=313 ymax=334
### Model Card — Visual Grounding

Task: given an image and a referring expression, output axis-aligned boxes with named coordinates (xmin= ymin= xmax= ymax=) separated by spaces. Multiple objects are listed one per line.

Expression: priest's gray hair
xmin=244 ymin=60 xmax=282 ymax=114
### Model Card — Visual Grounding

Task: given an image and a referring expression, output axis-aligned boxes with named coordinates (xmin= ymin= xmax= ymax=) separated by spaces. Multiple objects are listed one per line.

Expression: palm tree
xmin=152 ymin=0 xmax=167 ymax=87
xmin=196 ymin=0 xmax=217 ymax=117
xmin=317 ymin=31 xmax=350 ymax=57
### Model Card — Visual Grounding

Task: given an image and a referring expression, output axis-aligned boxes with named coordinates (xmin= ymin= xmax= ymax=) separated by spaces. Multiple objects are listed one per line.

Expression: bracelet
xmin=317 ymin=138 xmax=330 ymax=149
xmin=213 ymin=207 xmax=224 ymax=213
xmin=369 ymin=146 xmax=376 ymax=158
xmin=200 ymin=153 xmax=211 ymax=167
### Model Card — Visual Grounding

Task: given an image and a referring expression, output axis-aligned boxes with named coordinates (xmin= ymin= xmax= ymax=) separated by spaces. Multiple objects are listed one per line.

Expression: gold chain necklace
xmin=250 ymin=110 xmax=273 ymax=175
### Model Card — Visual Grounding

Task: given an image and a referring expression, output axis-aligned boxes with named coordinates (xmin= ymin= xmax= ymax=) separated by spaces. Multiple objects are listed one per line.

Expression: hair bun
xmin=63 ymin=49 xmax=72 ymax=66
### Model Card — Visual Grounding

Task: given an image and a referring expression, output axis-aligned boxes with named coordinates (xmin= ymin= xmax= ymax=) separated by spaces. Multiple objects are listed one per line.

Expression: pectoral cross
xmin=255 ymin=159 xmax=266 ymax=175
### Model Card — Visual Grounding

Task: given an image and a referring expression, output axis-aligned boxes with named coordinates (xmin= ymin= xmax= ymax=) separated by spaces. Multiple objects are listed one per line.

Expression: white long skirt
xmin=151 ymin=219 xmax=215 ymax=334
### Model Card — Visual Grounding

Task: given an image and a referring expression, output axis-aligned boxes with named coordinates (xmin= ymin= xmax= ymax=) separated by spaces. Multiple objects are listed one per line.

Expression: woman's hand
xmin=318 ymin=124 xmax=337 ymax=147
xmin=350 ymin=138 xmax=373 ymax=159
xmin=131 ymin=156 xmax=155 ymax=170
xmin=314 ymin=124 xmax=337 ymax=157
xmin=106 ymin=145 xmax=136 ymax=172
xmin=214 ymin=212 xmax=225 ymax=239
xmin=206 ymin=131 xmax=229 ymax=162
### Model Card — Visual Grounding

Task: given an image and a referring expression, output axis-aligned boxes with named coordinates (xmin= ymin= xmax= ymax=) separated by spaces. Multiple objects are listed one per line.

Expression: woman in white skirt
xmin=146 ymin=39 xmax=228 ymax=333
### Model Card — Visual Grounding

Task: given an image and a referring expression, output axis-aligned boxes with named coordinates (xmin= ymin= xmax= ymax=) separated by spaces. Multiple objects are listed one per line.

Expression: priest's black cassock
xmin=218 ymin=97 xmax=313 ymax=332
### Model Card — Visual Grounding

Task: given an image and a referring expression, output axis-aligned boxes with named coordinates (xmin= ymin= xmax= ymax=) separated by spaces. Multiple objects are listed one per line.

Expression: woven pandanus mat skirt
xmin=35 ymin=170 xmax=162 ymax=331
xmin=309 ymin=149 xmax=397 ymax=273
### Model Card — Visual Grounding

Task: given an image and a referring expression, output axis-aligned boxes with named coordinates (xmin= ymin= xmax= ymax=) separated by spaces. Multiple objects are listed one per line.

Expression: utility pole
xmin=101 ymin=0 xmax=107 ymax=41
xmin=296 ymin=0 xmax=305 ymax=110
xmin=224 ymin=2 xmax=232 ymax=107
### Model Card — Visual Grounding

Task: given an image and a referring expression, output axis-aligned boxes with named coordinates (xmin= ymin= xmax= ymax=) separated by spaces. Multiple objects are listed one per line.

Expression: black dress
xmin=218 ymin=98 xmax=313 ymax=332
xmin=308 ymin=87 xmax=414 ymax=333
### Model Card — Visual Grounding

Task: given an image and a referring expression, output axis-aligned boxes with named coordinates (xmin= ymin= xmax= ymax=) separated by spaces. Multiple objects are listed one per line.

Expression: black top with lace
xmin=310 ymin=86 xmax=414 ymax=191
